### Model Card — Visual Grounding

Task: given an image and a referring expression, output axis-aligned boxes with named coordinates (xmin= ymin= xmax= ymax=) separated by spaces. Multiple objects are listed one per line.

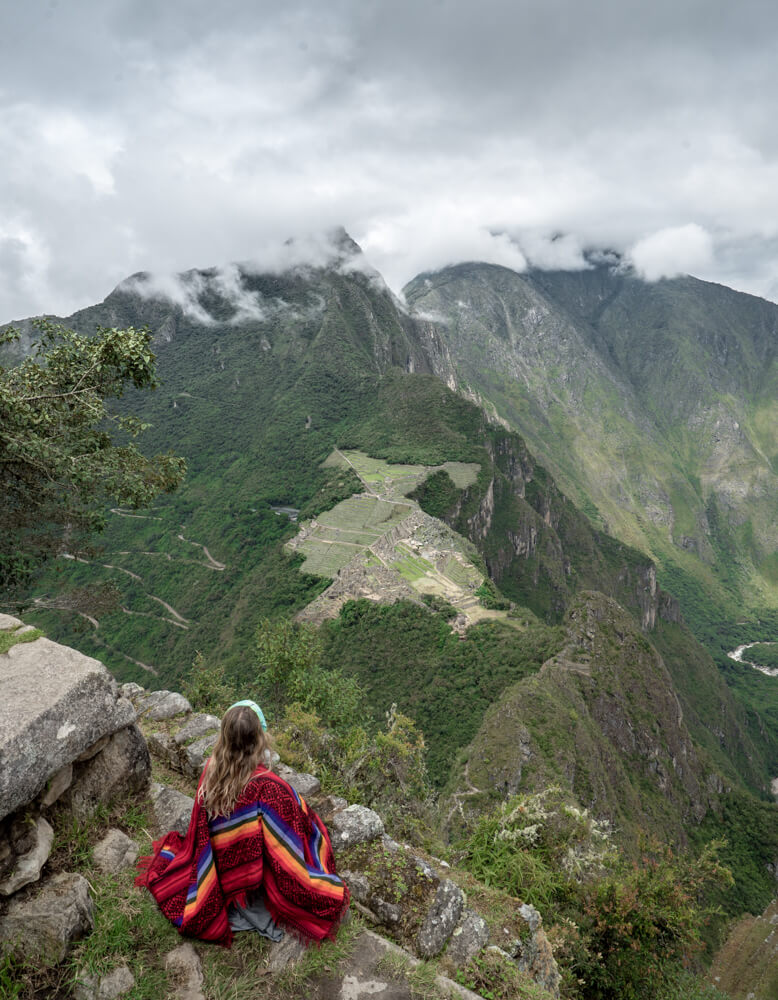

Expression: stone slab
xmin=0 ymin=636 xmax=135 ymax=820
xmin=0 ymin=817 xmax=54 ymax=896
xmin=151 ymin=783 xmax=195 ymax=836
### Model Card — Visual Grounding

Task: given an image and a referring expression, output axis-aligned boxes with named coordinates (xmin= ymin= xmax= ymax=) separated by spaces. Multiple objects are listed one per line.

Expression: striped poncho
xmin=136 ymin=765 xmax=349 ymax=946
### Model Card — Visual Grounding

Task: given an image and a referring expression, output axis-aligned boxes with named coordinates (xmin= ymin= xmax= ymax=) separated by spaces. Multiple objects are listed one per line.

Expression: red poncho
xmin=136 ymin=765 xmax=349 ymax=946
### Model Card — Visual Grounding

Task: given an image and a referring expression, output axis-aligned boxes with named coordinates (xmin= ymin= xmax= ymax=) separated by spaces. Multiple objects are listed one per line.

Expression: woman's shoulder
xmin=244 ymin=765 xmax=300 ymax=803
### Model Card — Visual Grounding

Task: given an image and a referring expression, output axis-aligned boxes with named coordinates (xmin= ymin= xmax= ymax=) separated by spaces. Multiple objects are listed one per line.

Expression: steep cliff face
xmin=417 ymin=425 xmax=675 ymax=628
xmin=443 ymin=592 xmax=720 ymax=847
xmin=405 ymin=262 xmax=778 ymax=619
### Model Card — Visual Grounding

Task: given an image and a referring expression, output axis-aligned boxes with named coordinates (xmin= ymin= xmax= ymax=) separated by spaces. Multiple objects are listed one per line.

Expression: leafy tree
xmin=0 ymin=321 xmax=185 ymax=600
xmin=254 ymin=617 xmax=365 ymax=729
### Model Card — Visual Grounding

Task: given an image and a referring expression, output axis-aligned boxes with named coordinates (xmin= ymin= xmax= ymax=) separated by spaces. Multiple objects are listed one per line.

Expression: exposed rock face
xmin=0 ymin=872 xmax=94 ymax=965
xmin=0 ymin=618 xmax=135 ymax=820
xmin=330 ymin=804 xmax=385 ymax=847
xmin=416 ymin=879 xmax=465 ymax=958
xmin=513 ymin=905 xmax=561 ymax=997
xmin=0 ymin=817 xmax=54 ymax=896
xmin=60 ymin=724 xmax=151 ymax=821
xmin=446 ymin=909 xmax=490 ymax=966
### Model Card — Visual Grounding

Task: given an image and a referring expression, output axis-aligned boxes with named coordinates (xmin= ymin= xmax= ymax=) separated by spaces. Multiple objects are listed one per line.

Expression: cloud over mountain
xmin=2 ymin=0 xmax=778 ymax=320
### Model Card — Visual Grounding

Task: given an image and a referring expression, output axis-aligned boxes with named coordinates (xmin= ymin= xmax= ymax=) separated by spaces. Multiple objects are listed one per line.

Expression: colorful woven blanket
xmin=136 ymin=766 xmax=349 ymax=946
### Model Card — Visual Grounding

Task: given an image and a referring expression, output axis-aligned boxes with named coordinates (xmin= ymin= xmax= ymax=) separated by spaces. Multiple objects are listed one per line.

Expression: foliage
xmin=455 ymin=949 xmax=556 ymax=1000
xmin=462 ymin=789 xmax=733 ymax=1000
xmin=475 ymin=577 xmax=511 ymax=610
xmin=420 ymin=592 xmax=458 ymax=619
xmin=181 ymin=650 xmax=241 ymax=715
xmin=275 ymin=702 xmax=434 ymax=842
xmin=689 ymin=790 xmax=778 ymax=921
xmin=573 ymin=840 xmax=732 ymax=1000
xmin=322 ymin=599 xmax=564 ymax=785
xmin=408 ymin=468 xmax=461 ymax=519
xmin=0 ymin=625 xmax=43 ymax=654
xmin=254 ymin=617 xmax=366 ymax=730
xmin=743 ymin=642 xmax=778 ymax=670
xmin=464 ymin=787 xmax=615 ymax=909
xmin=0 ymin=321 xmax=184 ymax=600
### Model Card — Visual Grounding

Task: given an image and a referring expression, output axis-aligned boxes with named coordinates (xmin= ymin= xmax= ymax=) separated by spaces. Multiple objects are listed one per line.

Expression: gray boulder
xmin=0 ymin=872 xmax=94 ymax=965
xmin=416 ymin=879 xmax=465 ymax=958
xmin=174 ymin=714 xmax=220 ymax=745
xmin=75 ymin=965 xmax=136 ymax=1000
xmin=120 ymin=682 xmax=145 ymax=700
xmin=330 ymin=804 xmax=384 ymax=848
xmin=0 ymin=631 xmax=135 ymax=820
xmin=151 ymin=782 xmax=195 ymax=836
xmin=61 ymin=725 xmax=151 ymax=821
xmin=275 ymin=764 xmax=321 ymax=798
xmin=92 ymin=829 xmax=139 ymax=874
xmin=0 ymin=817 xmax=54 ymax=896
xmin=445 ymin=909 xmax=490 ymax=967
xmin=164 ymin=942 xmax=205 ymax=1000
xmin=137 ymin=691 xmax=191 ymax=721
xmin=179 ymin=734 xmax=218 ymax=779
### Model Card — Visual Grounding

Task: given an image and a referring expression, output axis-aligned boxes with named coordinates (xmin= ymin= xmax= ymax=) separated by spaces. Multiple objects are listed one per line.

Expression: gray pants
xmin=227 ymin=892 xmax=284 ymax=942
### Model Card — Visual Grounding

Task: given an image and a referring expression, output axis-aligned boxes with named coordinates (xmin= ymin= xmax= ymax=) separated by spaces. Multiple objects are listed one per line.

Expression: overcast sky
xmin=2 ymin=0 xmax=778 ymax=323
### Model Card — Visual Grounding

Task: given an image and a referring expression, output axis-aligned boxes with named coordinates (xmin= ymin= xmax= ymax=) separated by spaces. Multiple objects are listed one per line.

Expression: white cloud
xmin=629 ymin=224 xmax=715 ymax=281
xmin=2 ymin=1 xmax=778 ymax=319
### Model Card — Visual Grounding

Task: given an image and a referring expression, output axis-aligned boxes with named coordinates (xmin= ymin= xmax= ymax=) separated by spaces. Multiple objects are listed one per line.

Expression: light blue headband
xmin=228 ymin=699 xmax=268 ymax=732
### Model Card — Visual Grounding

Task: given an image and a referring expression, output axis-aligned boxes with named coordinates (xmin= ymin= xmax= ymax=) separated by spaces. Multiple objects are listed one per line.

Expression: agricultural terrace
xmin=291 ymin=451 xmax=519 ymax=628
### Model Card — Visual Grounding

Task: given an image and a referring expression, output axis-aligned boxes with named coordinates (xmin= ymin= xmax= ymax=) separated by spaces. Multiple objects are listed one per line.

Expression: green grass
xmin=0 ymin=626 xmax=43 ymax=654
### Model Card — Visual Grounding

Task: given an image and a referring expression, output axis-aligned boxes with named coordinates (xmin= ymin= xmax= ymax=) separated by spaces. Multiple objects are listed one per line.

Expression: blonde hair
xmin=199 ymin=705 xmax=269 ymax=818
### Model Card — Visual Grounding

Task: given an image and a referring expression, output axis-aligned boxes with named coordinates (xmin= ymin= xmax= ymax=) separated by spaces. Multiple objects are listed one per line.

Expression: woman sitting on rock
xmin=137 ymin=701 xmax=349 ymax=946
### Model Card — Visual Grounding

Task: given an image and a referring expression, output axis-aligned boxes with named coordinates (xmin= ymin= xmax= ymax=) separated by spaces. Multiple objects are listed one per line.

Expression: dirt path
xmin=149 ymin=595 xmax=190 ymax=623
xmin=121 ymin=606 xmax=189 ymax=630
xmin=110 ymin=508 xmax=163 ymax=521
xmin=101 ymin=562 xmax=143 ymax=582
xmin=177 ymin=533 xmax=226 ymax=570
xmin=446 ymin=759 xmax=483 ymax=825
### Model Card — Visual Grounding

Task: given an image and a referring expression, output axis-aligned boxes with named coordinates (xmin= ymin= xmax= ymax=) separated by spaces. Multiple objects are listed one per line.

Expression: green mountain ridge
xmin=8 ymin=241 xmax=778 ymax=928
xmin=404 ymin=262 xmax=778 ymax=628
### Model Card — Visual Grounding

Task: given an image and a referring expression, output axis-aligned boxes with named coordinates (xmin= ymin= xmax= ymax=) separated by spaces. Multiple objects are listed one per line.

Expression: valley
xmin=6 ymin=240 xmax=778 ymax=981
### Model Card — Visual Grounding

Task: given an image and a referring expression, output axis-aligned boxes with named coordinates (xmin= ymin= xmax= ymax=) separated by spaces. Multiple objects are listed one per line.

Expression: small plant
xmin=455 ymin=949 xmax=554 ymax=999
xmin=181 ymin=650 xmax=239 ymax=715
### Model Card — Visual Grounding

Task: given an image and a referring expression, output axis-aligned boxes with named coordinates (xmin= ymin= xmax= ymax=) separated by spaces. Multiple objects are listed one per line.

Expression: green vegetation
xmin=408 ymin=468 xmax=461 ymax=518
xmin=320 ymin=599 xmax=563 ymax=785
xmin=689 ymin=790 xmax=778 ymax=921
xmin=462 ymin=787 xmax=732 ymax=1000
xmin=0 ymin=625 xmax=42 ymax=654
xmin=0 ymin=321 xmax=184 ymax=601
xmin=742 ymin=642 xmax=778 ymax=670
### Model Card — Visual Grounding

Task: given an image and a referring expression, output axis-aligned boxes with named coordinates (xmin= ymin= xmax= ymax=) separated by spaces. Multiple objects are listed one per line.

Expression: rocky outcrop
xmin=139 ymin=686 xmax=561 ymax=996
xmin=0 ymin=619 xmax=154 ymax=972
xmin=0 ymin=872 xmax=94 ymax=965
xmin=0 ymin=615 xmax=136 ymax=819
xmin=0 ymin=616 xmax=151 ymax=930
